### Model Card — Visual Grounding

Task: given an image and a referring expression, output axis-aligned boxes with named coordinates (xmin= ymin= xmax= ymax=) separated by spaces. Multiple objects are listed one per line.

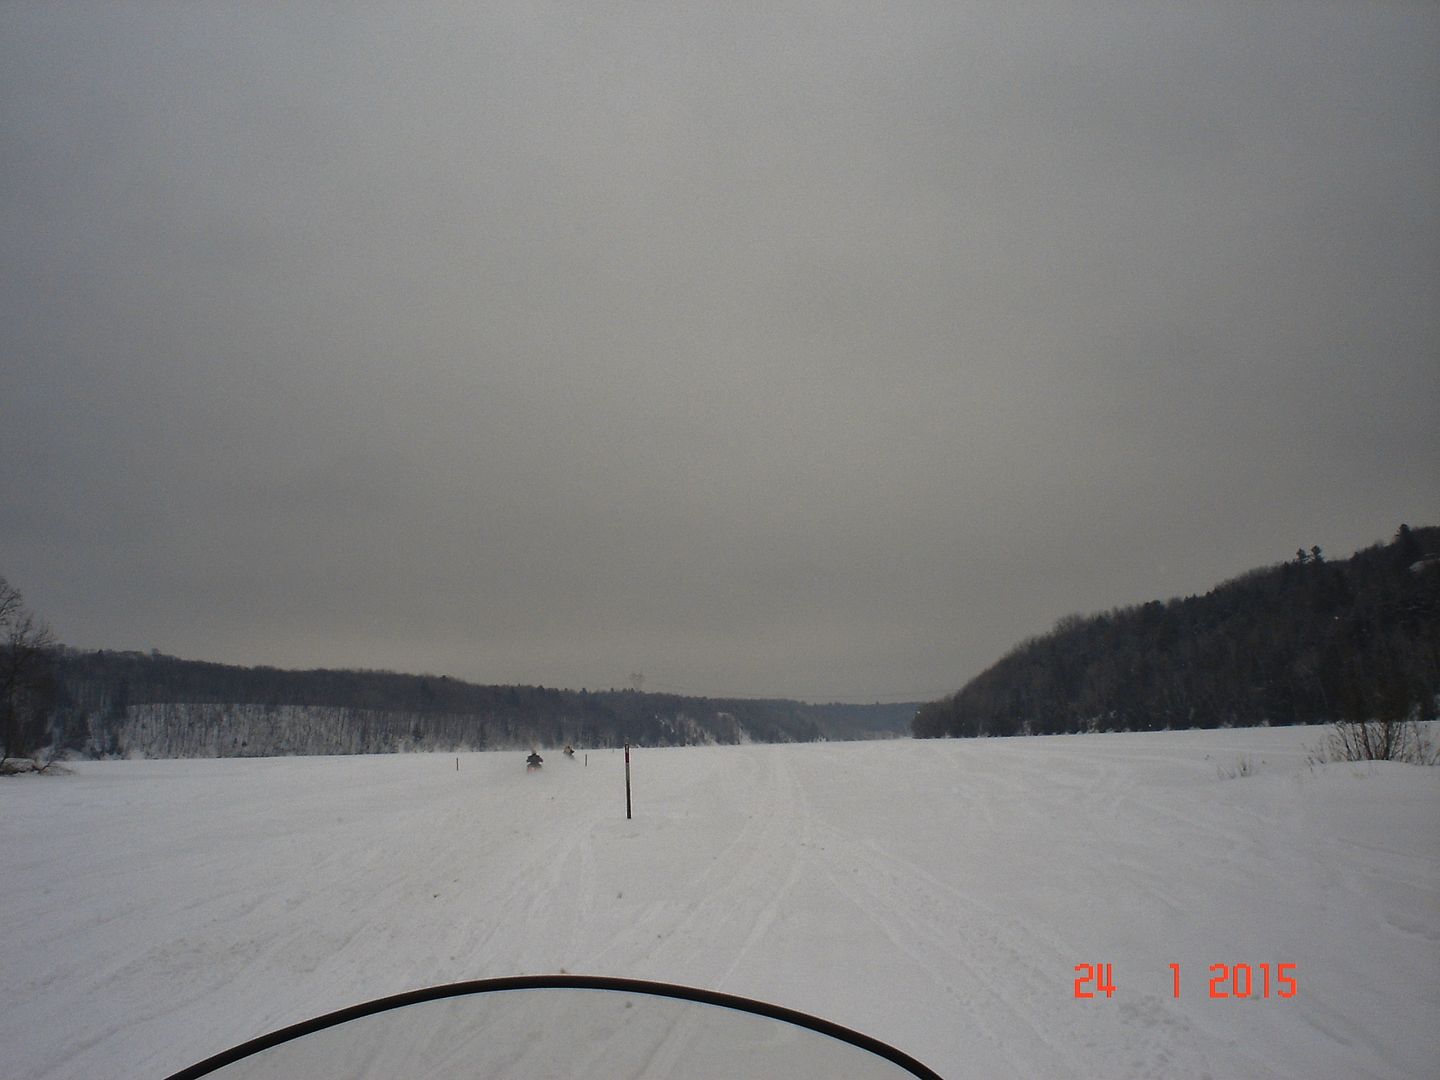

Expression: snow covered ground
xmin=3 ymin=727 xmax=1437 ymax=1079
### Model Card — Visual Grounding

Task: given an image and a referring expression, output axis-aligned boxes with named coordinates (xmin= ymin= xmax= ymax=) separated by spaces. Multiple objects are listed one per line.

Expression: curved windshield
xmin=165 ymin=976 xmax=942 ymax=1080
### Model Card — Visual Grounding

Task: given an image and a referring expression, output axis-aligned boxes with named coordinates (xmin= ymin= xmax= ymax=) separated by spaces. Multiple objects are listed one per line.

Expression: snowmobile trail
xmin=774 ymin=743 xmax=1219 ymax=1079
xmin=564 ymin=745 xmax=817 ymax=985
xmin=4 ymin=731 xmax=1436 ymax=1080
xmin=652 ymin=747 xmax=814 ymax=983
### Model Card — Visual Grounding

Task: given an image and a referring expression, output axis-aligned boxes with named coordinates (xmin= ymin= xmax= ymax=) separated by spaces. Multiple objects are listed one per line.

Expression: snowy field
xmin=3 ymin=727 xmax=1437 ymax=1080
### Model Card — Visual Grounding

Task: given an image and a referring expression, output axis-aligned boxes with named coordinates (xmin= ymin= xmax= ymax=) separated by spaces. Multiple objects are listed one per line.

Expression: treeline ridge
xmin=914 ymin=525 xmax=1440 ymax=738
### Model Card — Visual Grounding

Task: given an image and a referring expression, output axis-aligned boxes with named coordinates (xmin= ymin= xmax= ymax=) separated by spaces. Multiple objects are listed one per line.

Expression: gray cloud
xmin=3 ymin=2 xmax=1436 ymax=701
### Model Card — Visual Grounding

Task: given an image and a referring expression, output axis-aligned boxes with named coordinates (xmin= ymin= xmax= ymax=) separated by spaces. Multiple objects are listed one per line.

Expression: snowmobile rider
xmin=526 ymin=750 xmax=543 ymax=769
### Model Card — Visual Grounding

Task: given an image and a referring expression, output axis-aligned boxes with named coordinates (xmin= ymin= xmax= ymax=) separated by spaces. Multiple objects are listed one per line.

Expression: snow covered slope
xmin=3 ymin=728 xmax=1436 ymax=1079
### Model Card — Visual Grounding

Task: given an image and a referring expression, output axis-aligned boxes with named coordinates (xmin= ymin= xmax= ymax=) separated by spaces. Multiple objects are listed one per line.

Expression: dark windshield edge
xmin=160 ymin=974 xmax=944 ymax=1080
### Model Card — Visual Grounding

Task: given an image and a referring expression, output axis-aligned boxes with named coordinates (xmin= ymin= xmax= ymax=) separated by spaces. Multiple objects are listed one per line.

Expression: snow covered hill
xmin=3 ymin=728 xmax=1436 ymax=1079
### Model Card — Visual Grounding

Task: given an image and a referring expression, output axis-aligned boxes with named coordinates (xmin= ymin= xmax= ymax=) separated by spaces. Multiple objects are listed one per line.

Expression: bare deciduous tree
xmin=1 ymin=576 xmax=58 ymax=773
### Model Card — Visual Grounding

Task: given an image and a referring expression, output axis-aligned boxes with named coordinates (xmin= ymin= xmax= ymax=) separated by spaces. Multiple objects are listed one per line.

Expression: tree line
xmin=1 ymin=635 xmax=913 ymax=760
xmin=914 ymin=526 xmax=1440 ymax=739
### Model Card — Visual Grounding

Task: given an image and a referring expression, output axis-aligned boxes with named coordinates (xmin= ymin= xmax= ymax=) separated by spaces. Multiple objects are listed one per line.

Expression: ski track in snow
xmin=2 ymin=728 xmax=1437 ymax=1080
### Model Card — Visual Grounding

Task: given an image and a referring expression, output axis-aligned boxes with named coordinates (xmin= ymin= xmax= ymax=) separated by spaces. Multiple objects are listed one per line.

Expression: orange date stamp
xmin=1073 ymin=962 xmax=1298 ymax=1000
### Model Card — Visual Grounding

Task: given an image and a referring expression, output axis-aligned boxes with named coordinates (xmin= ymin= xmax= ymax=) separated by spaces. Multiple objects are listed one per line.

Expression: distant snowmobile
xmin=563 ymin=744 xmax=575 ymax=759
xmin=525 ymin=751 xmax=543 ymax=772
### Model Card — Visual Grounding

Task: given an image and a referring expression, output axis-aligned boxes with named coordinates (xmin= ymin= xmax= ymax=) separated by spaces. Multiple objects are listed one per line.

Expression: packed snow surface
xmin=4 ymin=728 xmax=1437 ymax=1079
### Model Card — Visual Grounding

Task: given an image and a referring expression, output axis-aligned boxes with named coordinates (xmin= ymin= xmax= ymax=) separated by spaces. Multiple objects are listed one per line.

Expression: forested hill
xmin=46 ymin=651 xmax=916 ymax=758
xmin=914 ymin=525 xmax=1440 ymax=739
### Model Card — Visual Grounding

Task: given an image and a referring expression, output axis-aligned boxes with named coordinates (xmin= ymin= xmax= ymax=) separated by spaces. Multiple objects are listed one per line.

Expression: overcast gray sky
xmin=2 ymin=2 xmax=1436 ymax=702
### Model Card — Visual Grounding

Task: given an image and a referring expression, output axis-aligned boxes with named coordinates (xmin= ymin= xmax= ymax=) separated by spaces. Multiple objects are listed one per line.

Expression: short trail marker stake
xmin=625 ymin=743 xmax=632 ymax=820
